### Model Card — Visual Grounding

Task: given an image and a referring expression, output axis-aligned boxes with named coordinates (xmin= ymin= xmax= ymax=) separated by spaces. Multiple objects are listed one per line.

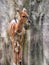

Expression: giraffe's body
xmin=8 ymin=8 xmax=29 ymax=65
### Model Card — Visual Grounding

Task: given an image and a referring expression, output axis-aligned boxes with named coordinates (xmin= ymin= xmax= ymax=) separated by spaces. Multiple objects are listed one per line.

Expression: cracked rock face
xmin=0 ymin=0 xmax=16 ymax=65
xmin=0 ymin=0 xmax=49 ymax=65
xmin=0 ymin=0 xmax=16 ymax=37
xmin=43 ymin=0 xmax=49 ymax=65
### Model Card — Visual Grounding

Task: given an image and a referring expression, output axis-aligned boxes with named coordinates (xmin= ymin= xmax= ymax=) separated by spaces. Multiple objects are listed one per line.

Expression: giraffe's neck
xmin=17 ymin=18 xmax=23 ymax=31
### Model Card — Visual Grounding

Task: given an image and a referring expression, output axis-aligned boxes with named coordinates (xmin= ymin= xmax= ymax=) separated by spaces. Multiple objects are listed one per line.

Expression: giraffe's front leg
xmin=10 ymin=36 xmax=15 ymax=51
xmin=20 ymin=28 xmax=26 ymax=44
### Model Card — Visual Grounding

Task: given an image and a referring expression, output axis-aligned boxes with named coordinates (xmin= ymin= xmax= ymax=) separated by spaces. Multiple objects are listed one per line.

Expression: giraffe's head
xmin=16 ymin=8 xmax=31 ymax=29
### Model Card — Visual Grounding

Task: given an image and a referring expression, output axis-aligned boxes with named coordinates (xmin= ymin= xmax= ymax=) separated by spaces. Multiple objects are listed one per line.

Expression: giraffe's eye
xmin=22 ymin=16 xmax=28 ymax=18
xmin=22 ymin=16 xmax=26 ymax=18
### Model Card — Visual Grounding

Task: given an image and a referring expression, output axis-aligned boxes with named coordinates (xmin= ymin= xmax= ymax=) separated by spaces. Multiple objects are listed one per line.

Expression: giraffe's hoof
xmin=19 ymin=62 xmax=22 ymax=65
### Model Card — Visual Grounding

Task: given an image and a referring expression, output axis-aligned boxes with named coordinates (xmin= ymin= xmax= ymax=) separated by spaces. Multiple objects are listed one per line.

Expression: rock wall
xmin=0 ymin=0 xmax=16 ymax=65
xmin=43 ymin=0 xmax=49 ymax=65
xmin=0 ymin=0 xmax=49 ymax=65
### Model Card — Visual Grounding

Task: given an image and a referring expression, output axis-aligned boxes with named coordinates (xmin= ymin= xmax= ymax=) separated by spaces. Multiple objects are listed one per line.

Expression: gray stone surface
xmin=0 ymin=0 xmax=49 ymax=65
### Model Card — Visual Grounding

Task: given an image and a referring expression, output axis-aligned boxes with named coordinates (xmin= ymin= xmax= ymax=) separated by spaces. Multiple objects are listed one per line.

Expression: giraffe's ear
xmin=16 ymin=8 xmax=21 ymax=14
xmin=22 ymin=8 xmax=27 ymax=12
